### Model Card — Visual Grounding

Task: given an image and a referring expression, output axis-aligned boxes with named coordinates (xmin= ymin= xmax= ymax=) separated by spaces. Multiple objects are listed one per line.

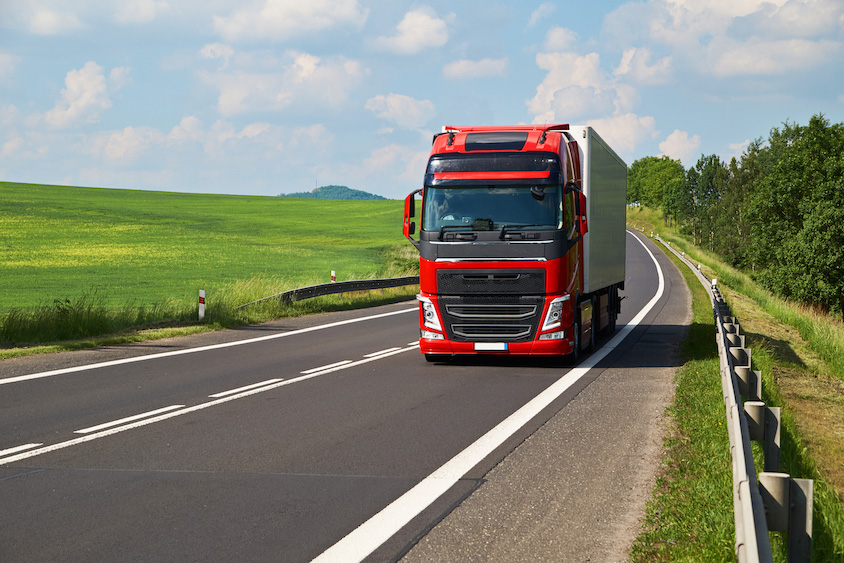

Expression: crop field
xmin=0 ymin=182 xmax=410 ymax=313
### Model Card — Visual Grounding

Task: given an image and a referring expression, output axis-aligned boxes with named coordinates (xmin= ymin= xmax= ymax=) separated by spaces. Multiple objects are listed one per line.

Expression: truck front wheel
xmin=569 ymin=317 xmax=581 ymax=364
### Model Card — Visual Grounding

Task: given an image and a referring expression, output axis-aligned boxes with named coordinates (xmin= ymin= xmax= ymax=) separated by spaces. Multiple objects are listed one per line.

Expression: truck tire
xmin=569 ymin=316 xmax=581 ymax=364
xmin=586 ymin=298 xmax=597 ymax=352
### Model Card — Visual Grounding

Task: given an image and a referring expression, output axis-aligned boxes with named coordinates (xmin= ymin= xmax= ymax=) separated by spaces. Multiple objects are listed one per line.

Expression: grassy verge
xmin=628 ymin=207 xmax=844 ymax=561
xmin=630 ymin=239 xmax=735 ymax=560
xmin=0 ymin=277 xmax=418 ymax=360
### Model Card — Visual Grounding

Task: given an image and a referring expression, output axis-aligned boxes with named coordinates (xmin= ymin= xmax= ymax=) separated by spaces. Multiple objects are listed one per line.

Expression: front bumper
xmin=419 ymin=332 xmax=574 ymax=357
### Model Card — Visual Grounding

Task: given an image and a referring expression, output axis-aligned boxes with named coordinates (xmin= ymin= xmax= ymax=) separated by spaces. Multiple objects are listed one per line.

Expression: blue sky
xmin=1 ymin=0 xmax=842 ymax=199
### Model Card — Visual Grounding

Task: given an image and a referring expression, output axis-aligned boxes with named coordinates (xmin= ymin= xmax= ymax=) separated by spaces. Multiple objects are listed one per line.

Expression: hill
xmin=279 ymin=185 xmax=387 ymax=201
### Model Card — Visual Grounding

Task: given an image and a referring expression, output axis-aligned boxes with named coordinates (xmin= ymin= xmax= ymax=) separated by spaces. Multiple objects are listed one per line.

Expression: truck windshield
xmin=422 ymin=185 xmax=563 ymax=233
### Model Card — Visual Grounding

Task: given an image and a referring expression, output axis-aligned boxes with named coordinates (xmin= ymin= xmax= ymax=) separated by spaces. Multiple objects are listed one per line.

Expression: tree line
xmin=627 ymin=114 xmax=844 ymax=320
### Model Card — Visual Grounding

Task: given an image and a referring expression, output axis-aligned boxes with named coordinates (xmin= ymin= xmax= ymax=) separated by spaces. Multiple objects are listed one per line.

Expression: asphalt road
xmin=0 ymin=230 xmax=690 ymax=562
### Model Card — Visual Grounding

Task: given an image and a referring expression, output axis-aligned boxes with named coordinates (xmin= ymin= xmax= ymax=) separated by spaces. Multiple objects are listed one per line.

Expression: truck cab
xmin=404 ymin=124 xmax=625 ymax=361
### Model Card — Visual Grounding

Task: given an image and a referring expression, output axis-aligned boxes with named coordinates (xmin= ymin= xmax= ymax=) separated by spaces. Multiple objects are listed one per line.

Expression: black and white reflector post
xmin=199 ymin=289 xmax=206 ymax=321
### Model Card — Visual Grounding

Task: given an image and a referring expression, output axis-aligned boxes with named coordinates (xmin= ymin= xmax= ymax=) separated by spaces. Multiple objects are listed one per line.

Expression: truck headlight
xmin=541 ymin=295 xmax=570 ymax=331
xmin=418 ymin=295 xmax=442 ymax=331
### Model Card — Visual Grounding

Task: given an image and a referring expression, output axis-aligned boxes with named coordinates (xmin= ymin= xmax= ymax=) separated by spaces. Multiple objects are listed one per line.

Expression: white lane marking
xmin=301 ymin=361 xmax=353 ymax=375
xmin=209 ymin=378 xmax=284 ymax=398
xmin=74 ymin=405 xmax=186 ymax=434
xmin=0 ymin=443 xmax=43 ymax=457
xmin=0 ymin=345 xmax=420 ymax=467
xmin=1 ymin=307 xmax=418 ymax=386
xmin=312 ymin=230 xmax=665 ymax=563
xmin=364 ymin=347 xmax=402 ymax=358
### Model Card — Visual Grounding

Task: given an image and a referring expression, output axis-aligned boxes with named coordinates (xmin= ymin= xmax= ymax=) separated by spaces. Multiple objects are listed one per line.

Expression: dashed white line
xmin=74 ymin=405 xmax=186 ymax=434
xmin=209 ymin=378 xmax=284 ymax=398
xmin=0 ymin=443 xmax=43 ymax=457
xmin=301 ymin=360 xmax=353 ymax=375
xmin=1 ymin=307 xmax=417 ymax=386
xmin=364 ymin=347 xmax=402 ymax=358
xmin=0 ymin=344 xmax=420 ymax=467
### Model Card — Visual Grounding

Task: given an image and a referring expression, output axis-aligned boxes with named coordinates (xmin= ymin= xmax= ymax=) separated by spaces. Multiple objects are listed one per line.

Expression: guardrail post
xmin=789 ymin=478 xmax=814 ymax=563
xmin=735 ymin=366 xmax=762 ymax=402
xmin=759 ymin=472 xmax=813 ymax=562
xmin=744 ymin=402 xmax=781 ymax=471
xmin=726 ymin=331 xmax=746 ymax=348
xmin=729 ymin=346 xmax=751 ymax=372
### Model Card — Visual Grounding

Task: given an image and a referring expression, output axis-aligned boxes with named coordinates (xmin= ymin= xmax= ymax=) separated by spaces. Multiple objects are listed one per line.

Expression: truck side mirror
xmin=403 ymin=189 xmax=422 ymax=247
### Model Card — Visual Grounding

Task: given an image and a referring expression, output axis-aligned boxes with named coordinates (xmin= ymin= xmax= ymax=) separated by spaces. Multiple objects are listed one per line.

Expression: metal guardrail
xmin=655 ymin=234 xmax=813 ymax=563
xmin=235 ymin=276 xmax=420 ymax=310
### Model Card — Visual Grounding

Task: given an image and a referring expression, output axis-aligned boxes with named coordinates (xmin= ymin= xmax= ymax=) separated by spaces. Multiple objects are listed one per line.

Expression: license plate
xmin=474 ymin=342 xmax=508 ymax=351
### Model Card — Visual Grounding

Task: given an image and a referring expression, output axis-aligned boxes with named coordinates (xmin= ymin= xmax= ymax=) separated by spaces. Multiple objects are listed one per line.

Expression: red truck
xmin=403 ymin=124 xmax=627 ymax=361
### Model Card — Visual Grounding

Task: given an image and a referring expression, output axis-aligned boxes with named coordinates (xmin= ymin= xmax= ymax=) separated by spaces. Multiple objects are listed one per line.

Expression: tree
xmin=682 ymin=154 xmax=727 ymax=249
xmin=712 ymin=140 xmax=763 ymax=268
xmin=627 ymin=156 xmax=685 ymax=208
xmin=749 ymin=115 xmax=844 ymax=318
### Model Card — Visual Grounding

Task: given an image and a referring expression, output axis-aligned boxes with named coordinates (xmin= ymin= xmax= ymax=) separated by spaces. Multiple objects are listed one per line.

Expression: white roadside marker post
xmin=199 ymin=289 xmax=206 ymax=321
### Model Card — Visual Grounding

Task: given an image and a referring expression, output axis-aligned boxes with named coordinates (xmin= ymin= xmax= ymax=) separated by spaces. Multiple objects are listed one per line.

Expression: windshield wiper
xmin=499 ymin=224 xmax=548 ymax=240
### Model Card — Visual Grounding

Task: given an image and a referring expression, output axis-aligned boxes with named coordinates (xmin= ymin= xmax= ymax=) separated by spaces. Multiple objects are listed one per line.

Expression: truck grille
xmin=445 ymin=303 xmax=537 ymax=319
xmin=437 ymin=270 xmax=545 ymax=294
xmin=439 ymin=295 xmax=543 ymax=343
xmin=452 ymin=324 xmax=532 ymax=339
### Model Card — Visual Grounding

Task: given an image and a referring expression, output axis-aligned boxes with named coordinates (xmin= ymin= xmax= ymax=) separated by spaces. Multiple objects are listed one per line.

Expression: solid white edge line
xmin=363 ymin=347 xmax=402 ymax=358
xmin=1 ymin=307 xmax=418 ymax=386
xmin=0 ymin=443 xmax=43 ymax=457
xmin=0 ymin=345 xmax=421 ymax=467
xmin=301 ymin=361 xmax=353 ymax=375
xmin=209 ymin=378 xmax=285 ymax=398
xmin=74 ymin=405 xmax=186 ymax=434
xmin=311 ymin=230 xmax=665 ymax=563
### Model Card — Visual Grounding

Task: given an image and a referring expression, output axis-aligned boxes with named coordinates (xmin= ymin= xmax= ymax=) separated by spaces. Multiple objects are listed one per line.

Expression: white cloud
xmin=28 ymin=8 xmax=82 ymax=35
xmin=544 ymin=27 xmax=579 ymax=52
xmin=90 ymin=126 xmax=164 ymax=162
xmin=337 ymin=143 xmax=429 ymax=198
xmin=728 ymin=139 xmax=751 ymax=160
xmin=745 ymin=0 xmax=844 ymax=37
xmin=44 ymin=62 xmax=130 ymax=128
xmin=528 ymin=52 xmax=616 ymax=122
xmin=442 ymin=58 xmax=508 ymax=80
xmin=200 ymin=43 xmax=234 ymax=62
xmin=588 ymin=113 xmax=659 ymax=158
xmin=709 ymin=37 xmax=841 ymax=76
xmin=213 ymin=0 xmax=368 ymax=42
xmin=200 ymin=51 xmax=365 ymax=116
xmin=374 ymin=8 xmax=449 ymax=55
xmin=604 ymin=0 xmax=844 ymax=77
xmin=114 ymin=0 xmax=169 ymax=24
xmin=614 ymin=47 xmax=672 ymax=84
xmin=527 ymin=3 xmax=555 ymax=28
xmin=659 ymin=129 xmax=701 ymax=164
xmin=365 ymin=93 xmax=435 ymax=129
xmin=167 ymin=116 xmax=204 ymax=143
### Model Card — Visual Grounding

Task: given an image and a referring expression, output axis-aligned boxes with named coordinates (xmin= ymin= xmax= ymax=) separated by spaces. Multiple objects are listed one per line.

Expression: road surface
xmin=0 ymin=230 xmax=690 ymax=562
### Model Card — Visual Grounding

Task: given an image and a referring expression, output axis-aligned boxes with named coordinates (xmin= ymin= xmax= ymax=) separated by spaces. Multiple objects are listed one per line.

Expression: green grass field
xmin=1 ymin=182 xmax=409 ymax=309
xmin=0 ymin=182 xmax=418 ymax=349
